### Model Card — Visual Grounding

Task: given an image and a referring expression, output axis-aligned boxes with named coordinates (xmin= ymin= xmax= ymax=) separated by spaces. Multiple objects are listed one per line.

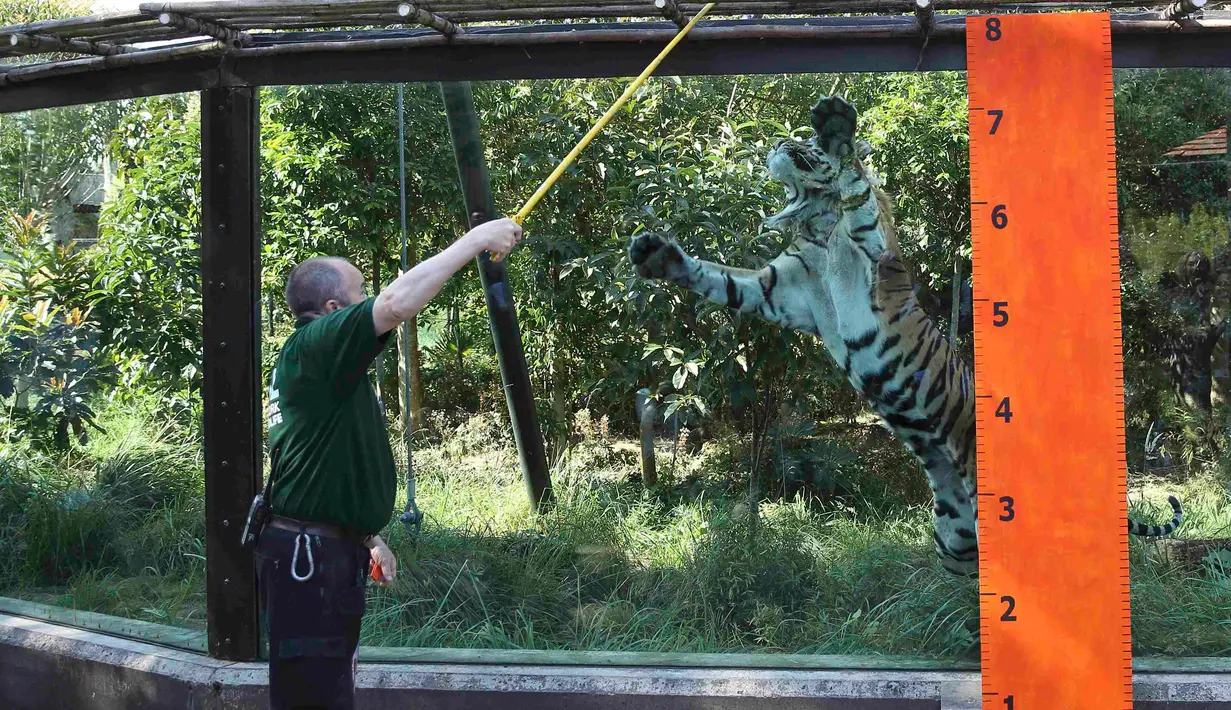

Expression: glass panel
xmin=1115 ymin=68 xmax=1230 ymax=658
xmin=2 ymin=68 xmax=1225 ymax=665
xmin=0 ymin=95 xmax=207 ymax=635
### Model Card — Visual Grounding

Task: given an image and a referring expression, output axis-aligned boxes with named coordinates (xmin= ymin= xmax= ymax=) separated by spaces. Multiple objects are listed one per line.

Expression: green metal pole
xmin=439 ymin=81 xmax=552 ymax=509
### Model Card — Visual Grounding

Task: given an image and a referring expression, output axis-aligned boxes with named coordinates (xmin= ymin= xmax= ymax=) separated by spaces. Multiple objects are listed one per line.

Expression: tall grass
xmin=2 ymin=401 xmax=1228 ymax=657
xmin=0 ymin=399 xmax=206 ymax=627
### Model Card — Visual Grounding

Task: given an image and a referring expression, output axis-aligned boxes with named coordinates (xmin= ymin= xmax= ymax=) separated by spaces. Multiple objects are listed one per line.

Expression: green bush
xmin=94 ymin=96 xmax=203 ymax=390
xmin=1125 ymin=205 xmax=1229 ymax=283
xmin=0 ymin=210 xmax=117 ymax=448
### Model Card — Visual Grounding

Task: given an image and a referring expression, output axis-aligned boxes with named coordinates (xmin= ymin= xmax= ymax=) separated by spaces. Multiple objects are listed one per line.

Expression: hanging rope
xmin=396 ymin=82 xmax=423 ymax=538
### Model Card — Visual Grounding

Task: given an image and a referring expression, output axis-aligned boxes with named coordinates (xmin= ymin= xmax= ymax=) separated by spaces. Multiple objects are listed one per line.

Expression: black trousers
xmin=256 ymin=525 xmax=370 ymax=710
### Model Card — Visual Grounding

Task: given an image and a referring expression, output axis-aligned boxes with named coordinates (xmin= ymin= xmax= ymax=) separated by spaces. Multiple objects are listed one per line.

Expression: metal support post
xmin=439 ymin=81 xmax=552 ymax=509
xmin=201 ymin=86 xmax=262 ymax=661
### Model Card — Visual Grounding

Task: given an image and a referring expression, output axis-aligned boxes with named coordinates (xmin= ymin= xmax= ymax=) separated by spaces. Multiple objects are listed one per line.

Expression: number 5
xmin=993 ymin=301 xmax=1009 ymax=327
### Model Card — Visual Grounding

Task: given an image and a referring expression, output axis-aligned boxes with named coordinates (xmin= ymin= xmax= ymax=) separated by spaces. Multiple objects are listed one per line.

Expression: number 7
xmin=988 ymin=109 xmax=1004 ymax=134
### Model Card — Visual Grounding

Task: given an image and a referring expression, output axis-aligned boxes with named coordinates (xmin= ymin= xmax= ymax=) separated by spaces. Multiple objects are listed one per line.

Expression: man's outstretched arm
xmin=372 ymin=218 xmax=522 ymax=336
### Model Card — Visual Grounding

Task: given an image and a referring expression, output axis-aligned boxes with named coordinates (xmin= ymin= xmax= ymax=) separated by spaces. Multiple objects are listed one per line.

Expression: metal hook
xmin=290 ymin=532 xmax=315 ymax=582
xmin=399 ymin=503 xmax=423 ymax=536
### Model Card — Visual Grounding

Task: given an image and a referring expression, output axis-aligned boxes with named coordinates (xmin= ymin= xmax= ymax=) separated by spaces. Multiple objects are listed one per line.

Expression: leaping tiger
xmin=628 ymin=94 xmax=1183 ymax=576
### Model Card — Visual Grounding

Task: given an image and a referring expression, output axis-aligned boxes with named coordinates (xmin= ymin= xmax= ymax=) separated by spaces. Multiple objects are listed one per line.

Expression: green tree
xmin=1115 ymin=69 xmax=1231 ymax=217
xmin=93 ymin=95 xmax=202 ymax=389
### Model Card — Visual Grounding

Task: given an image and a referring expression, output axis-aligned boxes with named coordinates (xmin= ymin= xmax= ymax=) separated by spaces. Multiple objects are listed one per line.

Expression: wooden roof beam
xmin=7 ymin=31 xmax=133 ymax=55
xmin=653 ymin=0 xmax=689 ymax=27
xmin=148 ymin=9 xmax=254 ymax=47
xmin=0 ymin=10 xmax=146 ymax=40
xmin=1159 ymin=0 xmax=1206 ymax=21
xmin=1 ymin=38 xmax=224 ymax=84
xmin=140 ymin=0 xmax=406 ymax=16
xmin=914 ymin=0 xmax=933 ymax=34
xmin=396 ymin=3 xmax=463 ymax=35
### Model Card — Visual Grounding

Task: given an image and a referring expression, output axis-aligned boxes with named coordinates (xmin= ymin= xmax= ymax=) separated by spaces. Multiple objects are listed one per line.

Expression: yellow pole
xmin=509 ymin=3 xmax=715 ymax=229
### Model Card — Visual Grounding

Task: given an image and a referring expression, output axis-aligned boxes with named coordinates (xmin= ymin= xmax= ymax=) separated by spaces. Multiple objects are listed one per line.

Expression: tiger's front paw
xmin=629 ymin=233 xmax=689 ymax=281
xmin=810 ymin=95 xmax=858 ymax=159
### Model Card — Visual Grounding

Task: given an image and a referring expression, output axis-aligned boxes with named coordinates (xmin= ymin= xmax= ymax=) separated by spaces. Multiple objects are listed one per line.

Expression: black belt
xmin=267 ymin=514 xmax=367 ymax=544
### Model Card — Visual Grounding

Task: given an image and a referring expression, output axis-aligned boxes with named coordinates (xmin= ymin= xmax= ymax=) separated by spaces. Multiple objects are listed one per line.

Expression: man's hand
xmin=366 ymin=535 xmax=397 ymax=586
xmin=372 ymin=217 xmax=525 ymax=336
xmin=472 ymin=218 xmax=523 ymax=263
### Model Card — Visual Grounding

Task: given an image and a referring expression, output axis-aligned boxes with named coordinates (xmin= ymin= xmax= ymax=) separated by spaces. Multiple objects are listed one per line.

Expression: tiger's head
xmin=765 ymin=95 xmax=873 ymax=230
xmin=764 ymin=96 xmax=898 ymax=253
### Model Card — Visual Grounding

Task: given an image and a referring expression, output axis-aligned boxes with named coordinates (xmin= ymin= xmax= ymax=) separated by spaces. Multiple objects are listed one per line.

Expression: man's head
xmin=284 ymin=257 xmax=367 ymax=320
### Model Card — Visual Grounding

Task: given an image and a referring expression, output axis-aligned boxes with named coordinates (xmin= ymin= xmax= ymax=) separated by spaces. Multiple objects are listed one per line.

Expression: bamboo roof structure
xmin=1 ymin=0 xmax=1229 ymax=112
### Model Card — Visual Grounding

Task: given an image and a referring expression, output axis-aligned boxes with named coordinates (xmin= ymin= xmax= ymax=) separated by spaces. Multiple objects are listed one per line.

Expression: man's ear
xmin=323 ymin=300 xmax=341 ymax=314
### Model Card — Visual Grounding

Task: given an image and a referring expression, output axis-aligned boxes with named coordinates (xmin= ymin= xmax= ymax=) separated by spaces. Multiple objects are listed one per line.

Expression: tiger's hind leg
xmin=874 ymin=250 xmax=980 ymax=576
xmin=923 ymin=456 xmax=979 ymax=576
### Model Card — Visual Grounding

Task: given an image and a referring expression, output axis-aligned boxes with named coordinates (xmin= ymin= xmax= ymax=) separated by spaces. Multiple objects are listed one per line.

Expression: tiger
xmin=628 ymin=94 xmax=1183 ymax=576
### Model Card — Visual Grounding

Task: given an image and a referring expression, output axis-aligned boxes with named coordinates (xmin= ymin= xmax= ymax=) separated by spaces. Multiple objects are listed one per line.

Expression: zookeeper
xmin=256 ymin=217 xmax=523 ymax=710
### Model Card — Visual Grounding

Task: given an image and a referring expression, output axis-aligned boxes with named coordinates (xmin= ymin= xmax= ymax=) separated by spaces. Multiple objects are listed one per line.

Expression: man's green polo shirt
xmin=266 ymin=297 xmax=395 ymax=535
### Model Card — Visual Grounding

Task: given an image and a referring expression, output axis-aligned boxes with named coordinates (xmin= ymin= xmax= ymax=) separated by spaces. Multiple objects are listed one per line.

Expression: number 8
xmin=986 ymin=17 xmax=1002 ymax=41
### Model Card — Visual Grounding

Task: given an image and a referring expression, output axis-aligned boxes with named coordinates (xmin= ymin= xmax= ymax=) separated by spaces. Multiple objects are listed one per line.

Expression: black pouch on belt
xmin=241 ymin=475 xmax=274 ymax=547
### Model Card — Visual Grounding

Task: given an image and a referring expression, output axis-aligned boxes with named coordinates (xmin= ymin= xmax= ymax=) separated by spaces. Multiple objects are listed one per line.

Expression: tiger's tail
xmin=1127 ymin=495 xmax=1183 ymax=537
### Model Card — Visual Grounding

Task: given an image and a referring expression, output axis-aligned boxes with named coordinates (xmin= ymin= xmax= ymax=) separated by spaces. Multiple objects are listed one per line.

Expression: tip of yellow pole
xmin=509 ymin=1 xmax=715 ymax=226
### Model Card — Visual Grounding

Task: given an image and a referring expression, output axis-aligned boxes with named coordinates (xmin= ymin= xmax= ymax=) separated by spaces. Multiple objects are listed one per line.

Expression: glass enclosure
xmin=1 ymin=70 xmax=1227 ymax=660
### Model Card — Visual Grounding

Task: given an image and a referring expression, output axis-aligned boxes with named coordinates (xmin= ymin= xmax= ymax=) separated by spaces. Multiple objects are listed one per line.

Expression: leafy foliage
xmin=94 ymin=96 xmax=203 ymax=389
xmin=0 ymin=211 xmax=116 ymax=448
xmin=1115 ymin=69 xmax=1231 ymax=218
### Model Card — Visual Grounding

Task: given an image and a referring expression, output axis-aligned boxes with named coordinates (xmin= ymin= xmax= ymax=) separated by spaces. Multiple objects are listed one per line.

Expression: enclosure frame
xmin=2 ymin=10 xmax=1230 ymax=665
xmin=4 ymin=17 xmax=1231 ymax=114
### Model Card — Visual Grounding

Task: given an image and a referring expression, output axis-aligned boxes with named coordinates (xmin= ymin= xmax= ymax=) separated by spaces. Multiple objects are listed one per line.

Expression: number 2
xmin=1000 ymin=595 xmax=1017 ymax=621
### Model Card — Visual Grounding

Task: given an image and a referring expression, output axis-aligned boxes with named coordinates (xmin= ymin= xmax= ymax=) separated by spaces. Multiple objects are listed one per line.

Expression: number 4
xmin=995 ymin=397 xmax=1013 ymax=423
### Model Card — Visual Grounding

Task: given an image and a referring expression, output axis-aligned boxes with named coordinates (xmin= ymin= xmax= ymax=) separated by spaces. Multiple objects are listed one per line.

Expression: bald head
xmin=284 ymin=257 xmax=364 ymax=319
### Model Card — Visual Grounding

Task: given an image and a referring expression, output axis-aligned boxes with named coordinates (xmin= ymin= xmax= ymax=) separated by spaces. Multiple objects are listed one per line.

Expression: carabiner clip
xmin=290 ymin=532 xmax=315 ymax=582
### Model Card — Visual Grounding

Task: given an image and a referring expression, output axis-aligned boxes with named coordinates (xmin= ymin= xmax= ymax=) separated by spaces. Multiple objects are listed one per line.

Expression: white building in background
xmin=48 ymin=155 xmax=113 ymax=248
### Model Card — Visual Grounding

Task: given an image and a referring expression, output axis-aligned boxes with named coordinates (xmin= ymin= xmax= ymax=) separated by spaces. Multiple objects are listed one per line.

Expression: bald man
xmin=256 ymin=218 xmax=521 ymax=710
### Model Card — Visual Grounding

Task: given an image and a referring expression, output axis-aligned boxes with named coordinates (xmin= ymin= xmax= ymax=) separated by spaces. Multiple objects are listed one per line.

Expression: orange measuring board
xmin=968 ymin=12 xmax=1131 ymax=710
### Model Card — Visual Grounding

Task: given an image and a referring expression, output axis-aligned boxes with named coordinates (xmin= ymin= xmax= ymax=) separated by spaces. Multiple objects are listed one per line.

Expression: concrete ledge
xmin=2 ymin=612 xmax=1230 ymax=709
